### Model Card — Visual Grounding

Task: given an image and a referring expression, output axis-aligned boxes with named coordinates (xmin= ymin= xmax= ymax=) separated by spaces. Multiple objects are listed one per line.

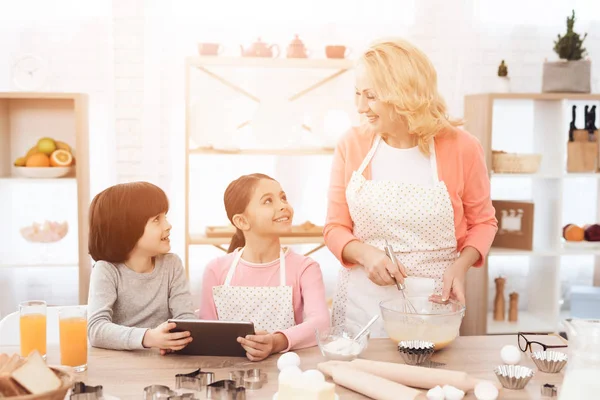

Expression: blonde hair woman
xmin=324 ymin=38 xmax=498 ymax=337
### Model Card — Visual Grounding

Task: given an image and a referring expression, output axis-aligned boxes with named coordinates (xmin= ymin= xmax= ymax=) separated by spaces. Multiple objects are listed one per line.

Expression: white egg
xmin=426 ymin=385 xmax=445 ymax=400
xmin=277 ymin=352 xmax=301 ymax=371
xmin=278 ymin=366 xmax=302 ymax=383
xmin=474 ymin=381 xmax=499 ymax=400
xmin=500 ymin=345 xmax=522 ymax=365
xmin=443 ymin=384 xmax=465 ymax=400
xmin=302 ymin=369 xmax=325 ymax=383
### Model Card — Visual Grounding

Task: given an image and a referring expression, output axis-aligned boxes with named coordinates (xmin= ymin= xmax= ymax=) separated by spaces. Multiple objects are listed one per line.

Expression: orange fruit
xmin=25 ymin=153 xmax=50 ymax=167
xmin=563 ymin=224 xmax=584 ymax=241
xmin=49 ymin=149 xmax=73 ymax=167
xmin=26 ymin=146 xmax=39 ymax=159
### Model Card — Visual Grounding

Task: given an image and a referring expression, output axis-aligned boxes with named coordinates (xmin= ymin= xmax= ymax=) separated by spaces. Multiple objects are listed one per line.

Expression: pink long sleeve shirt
xmin=198 ymin=249 xmax=330 ymax=351
xmin=324 ymin=125 xmax=498 ymax=268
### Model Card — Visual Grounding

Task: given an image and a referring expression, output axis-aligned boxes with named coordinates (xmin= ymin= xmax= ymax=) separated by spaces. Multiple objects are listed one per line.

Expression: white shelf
xmin=188 ymin=146 xmax=334 ymax=156
xmin=187 ymin=56 xmax=355 ymax=70
xmin=489 ymin=247 xmax=558 ymax=256
xmin=0 ymin=263 xmax=77 ymax=269
xmin=490 ymin=246 xmax=600 ymax=256
xmin=492 ymin=172 xmax=600 ymax=179
xmin=0 ymin=177 xmax=76 ymax=183
xmin=487 ymin=311 xmax=558 ymax=334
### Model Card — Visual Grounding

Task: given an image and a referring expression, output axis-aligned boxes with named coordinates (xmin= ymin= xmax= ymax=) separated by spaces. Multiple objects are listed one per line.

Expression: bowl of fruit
xmin=13 ymin=137 xmax=75 ymax=179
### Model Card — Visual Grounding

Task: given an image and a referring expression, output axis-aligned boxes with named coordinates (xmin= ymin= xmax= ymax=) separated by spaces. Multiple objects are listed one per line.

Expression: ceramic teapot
xmin=240 ymin=38 xmax=280 ymax=58
xmin=286 ymin=34 xmax=309 ymax=58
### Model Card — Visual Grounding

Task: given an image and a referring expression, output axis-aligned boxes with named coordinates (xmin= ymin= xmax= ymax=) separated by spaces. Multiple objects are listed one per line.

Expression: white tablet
xmin=167 ymin=319 xmax=255 ymax=357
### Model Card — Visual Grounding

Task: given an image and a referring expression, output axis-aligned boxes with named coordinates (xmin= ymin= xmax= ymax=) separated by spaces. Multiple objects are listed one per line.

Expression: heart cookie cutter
xmin=70 ymin=382 xmax=104 ymax=400
xmin=206 ymin=380 xmax=246 ymax=400
xmin=175 ymin=368 xmax=216 ymax=391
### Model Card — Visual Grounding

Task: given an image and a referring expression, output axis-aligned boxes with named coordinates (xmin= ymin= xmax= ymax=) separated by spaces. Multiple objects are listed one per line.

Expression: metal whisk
xmin=384 ymin=239 xmax=418 ymax=314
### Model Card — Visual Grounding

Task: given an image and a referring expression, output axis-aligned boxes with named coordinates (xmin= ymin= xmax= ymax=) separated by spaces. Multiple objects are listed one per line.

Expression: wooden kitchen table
xmin=0 ymin=335 xmax=567 ymax=399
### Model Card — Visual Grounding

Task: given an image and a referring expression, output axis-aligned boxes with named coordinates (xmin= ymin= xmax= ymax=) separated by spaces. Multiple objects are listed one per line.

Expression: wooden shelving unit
xmin=184 ymin=57 xmax=355 ymax=276
xmin=0 ymin=92 xmax=90 ymax=304
xmin=463 ymin=92 xmax=600 ymax=336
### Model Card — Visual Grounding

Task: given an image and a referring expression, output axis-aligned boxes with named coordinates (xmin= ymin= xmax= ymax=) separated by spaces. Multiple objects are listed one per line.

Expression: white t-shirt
xmin=370 ymin=139 xmax=434 ymax=186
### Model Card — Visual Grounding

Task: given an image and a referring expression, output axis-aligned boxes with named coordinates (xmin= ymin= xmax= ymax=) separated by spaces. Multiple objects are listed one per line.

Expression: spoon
xmin=352 ymin=314 xmax=380 ymax=342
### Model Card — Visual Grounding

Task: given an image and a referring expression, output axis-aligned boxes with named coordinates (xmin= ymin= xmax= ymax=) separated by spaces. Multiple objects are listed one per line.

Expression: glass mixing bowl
xmin=316 ymin=322 xmax=369 ymax=361
xmin=379 ymin=296 xmax=466 ymax=350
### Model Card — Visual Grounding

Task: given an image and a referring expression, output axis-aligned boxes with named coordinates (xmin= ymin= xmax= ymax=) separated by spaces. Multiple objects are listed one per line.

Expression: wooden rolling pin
xmin=331 ymin=365 xmax=425 ymax=400
xmin=318 ymin=359 xmax=500 ymax=392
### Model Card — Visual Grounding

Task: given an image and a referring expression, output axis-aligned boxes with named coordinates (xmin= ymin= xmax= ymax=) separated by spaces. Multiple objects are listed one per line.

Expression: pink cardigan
xmin=324 ymin=126 xmax=498 ymax=268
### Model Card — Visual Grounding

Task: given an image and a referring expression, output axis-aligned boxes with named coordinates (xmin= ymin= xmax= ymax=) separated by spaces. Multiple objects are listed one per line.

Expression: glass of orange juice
xmin=59 ymin=306 xmax=88 ymax=372
xmin=19 ymin=300 xmax=47 ymax=359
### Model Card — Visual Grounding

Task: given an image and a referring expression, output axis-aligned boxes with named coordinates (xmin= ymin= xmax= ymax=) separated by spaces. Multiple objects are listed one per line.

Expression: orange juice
xmin=19 ymin=313 xmax=47 ymax=357
xmin=59 ymin=317 xmax=87 ymax=370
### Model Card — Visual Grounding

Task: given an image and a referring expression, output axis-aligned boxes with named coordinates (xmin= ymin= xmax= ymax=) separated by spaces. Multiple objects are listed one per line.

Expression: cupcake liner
xmin=530 ymin=351 xmax=568 ymax=374
xmin=398 ymin=341 xmax=435 ymax=365
xmin=494 ymin=365 xmax=534 ymax=390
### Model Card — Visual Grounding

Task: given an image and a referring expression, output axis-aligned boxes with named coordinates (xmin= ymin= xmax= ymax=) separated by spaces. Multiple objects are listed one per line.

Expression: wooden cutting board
xmin=205 ymin=221 xmax=323 ymax=238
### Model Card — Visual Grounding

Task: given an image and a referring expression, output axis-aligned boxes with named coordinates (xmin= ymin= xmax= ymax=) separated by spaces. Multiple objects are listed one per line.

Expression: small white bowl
xmin=13 ymin=166 xmax=74 ymax=179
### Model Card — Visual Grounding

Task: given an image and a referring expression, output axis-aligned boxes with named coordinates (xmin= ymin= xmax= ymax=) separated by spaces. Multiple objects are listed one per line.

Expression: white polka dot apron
xmin=331 ymin=135 xmax=458 ymax=338
xmin=212 ymin=248 xmax=296 ymax=333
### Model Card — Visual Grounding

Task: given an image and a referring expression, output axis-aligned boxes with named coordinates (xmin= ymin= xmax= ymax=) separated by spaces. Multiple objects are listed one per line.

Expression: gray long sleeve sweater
xmin=87 ymin=253 xmax=197 ymax=350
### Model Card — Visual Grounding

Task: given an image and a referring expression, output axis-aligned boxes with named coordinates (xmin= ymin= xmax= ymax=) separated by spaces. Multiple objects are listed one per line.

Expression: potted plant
xmin=495 ymin=60 xmax=511 ymax=93
xmin=542 ymin=10 xmax=591 ymax=93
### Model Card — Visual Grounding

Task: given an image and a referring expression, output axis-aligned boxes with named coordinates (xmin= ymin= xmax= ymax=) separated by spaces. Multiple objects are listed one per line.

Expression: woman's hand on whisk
xmin=361 ymin=244 xmax=407 ymax=286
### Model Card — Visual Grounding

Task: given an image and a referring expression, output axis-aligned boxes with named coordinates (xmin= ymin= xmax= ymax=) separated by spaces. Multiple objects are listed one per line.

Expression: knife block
xmin=567 ymin=130 xmax=598 ymax=173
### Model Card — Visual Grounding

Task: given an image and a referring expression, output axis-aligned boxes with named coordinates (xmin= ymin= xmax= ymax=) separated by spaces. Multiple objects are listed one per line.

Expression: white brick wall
xmin=113 ymin=0 xmax=146 ymax=184
xmin=1 ymin=0 xmax=599 ymax=317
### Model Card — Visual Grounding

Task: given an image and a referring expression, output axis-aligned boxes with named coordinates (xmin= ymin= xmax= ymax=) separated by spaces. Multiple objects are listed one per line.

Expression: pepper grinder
xmin=493 ymin=277 xmax=506 ymax=321
xmin=509 ymin=292 xmax=519 ymax=322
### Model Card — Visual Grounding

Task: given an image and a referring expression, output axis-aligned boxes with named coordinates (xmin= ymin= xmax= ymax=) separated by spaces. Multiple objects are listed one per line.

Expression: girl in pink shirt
xmin=199 ymin=173 xmax=330 ymax=361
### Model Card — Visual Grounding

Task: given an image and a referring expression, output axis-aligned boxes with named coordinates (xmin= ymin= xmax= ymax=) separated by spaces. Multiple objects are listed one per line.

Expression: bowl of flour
xmin=316 ymin=322 xmax=369 ymax=361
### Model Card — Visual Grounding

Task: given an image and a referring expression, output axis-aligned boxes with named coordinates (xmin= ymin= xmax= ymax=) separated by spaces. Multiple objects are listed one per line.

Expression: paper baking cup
xmin=530 ymin=351 xmax=568 ymax=373
xmin=398 ymin=340 xmax=435 ymax=365
xmin=494 ymin=365 xmax=534 ymax=390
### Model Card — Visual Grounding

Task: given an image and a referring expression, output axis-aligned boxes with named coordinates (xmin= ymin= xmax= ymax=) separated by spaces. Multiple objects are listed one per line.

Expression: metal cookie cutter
xmin=541 ymin=383 xmax=557 ymax=397
xmin=229 ymin=369 xmax=268 ymax=390
xmin=71 ymin=382 xmax=104 ymax=400
xmin=176 ymin=368 xmax=215 ymax=391
xmin=206 ymin=380 xmax=246 ymax=400
xmin=144 ymin=385 xmax=177 ymax=400
xmin=167 ymin=394 xmax=196 ymax=400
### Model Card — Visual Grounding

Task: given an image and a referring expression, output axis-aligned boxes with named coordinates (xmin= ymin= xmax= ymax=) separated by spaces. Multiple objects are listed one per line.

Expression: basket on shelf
xmin=492 ymin=151 xmax=542 ymax=174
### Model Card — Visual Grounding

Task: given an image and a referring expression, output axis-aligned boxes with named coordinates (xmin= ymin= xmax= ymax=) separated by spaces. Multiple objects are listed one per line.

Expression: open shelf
xmin=464 ymin=92 xmax=600 ymax=335
xmin=467 ymin=92 xmax=600 ymax=101
xmin=187 ymin=56 xmax=355 ymax=70
xmin=189 ymin=234 xmax=324 ymax=246
xmin=0 ymin=92 xmax=90 ymax=304
xmin=189 ymin=146 xmax=334 ymax=156
xmin=487 ymin=311 xmax=559 ymax=334
xmin=0 ymin=263 xmax=78 ymax=269
xmin=492 ymin=172 xmax=600 ymax=180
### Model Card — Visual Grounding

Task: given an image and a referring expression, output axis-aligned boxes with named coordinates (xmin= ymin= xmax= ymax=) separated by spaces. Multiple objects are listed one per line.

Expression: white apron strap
xmin=356 ymin=135 xmax=383 ymax=176
xmin=429 ymin=138 xmax=440 ymax=183
xmin=224 ymin=247 xmax=286 ymax=286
